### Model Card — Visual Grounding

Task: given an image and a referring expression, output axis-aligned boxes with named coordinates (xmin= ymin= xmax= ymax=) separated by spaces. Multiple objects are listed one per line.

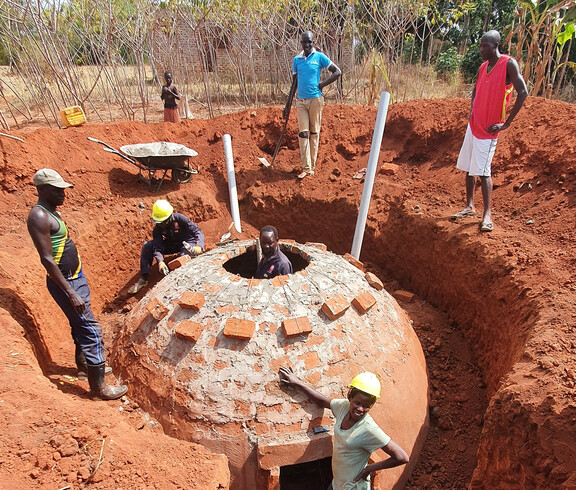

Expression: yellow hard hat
xmin=152 ymin=199 xmax=173 ymax=223
xmin=349 ymin=372 xmax=381 ymax=398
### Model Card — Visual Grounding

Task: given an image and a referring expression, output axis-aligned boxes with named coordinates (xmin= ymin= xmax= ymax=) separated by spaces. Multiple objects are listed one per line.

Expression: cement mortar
xmin=116 ymin=241 xmax=429 ymax=489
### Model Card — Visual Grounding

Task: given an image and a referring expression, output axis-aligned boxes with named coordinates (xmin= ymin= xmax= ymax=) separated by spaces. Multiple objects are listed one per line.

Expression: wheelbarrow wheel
xmin=172 ymin=168 xmax=192 ymax=184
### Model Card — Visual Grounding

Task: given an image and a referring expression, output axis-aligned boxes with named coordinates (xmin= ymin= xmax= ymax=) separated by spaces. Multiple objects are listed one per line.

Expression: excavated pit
xmin=114 ymin=241 xmax=429 ymax=489
xmin=2 ymin=98 xmax=575 ymax=488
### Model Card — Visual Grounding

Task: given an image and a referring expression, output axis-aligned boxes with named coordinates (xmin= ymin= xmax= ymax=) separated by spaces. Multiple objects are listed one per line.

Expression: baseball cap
xmin=33 ymin=169 xmax=74 ymax=188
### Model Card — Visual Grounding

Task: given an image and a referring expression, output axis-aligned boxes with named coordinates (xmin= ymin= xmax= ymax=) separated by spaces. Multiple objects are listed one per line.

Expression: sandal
xmin=451 ymin=209 xmax=477 ymax=220
xmin=480 ymin=221 xmax=494 ymax=232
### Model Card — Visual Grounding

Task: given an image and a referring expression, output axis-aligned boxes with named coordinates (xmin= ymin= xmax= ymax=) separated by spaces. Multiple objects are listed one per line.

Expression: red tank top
xmin=470 ymin=54 xmax=514 ymax=140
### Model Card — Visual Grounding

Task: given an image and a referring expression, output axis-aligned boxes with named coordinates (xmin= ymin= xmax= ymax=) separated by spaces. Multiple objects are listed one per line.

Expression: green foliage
xmin=436 ymin=46 xmax=460 ymax=79
xmin=460 ymin=45 xmax=482 ymax=83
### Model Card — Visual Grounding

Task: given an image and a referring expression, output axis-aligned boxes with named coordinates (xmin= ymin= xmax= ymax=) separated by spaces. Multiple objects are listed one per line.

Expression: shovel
xmin=219 ymin=221 xmax=235 ymax=243
xmin=259 ymin=77 xmax=297 ymax=168
xmin=259 ymin=116 xmax=289 ymax=168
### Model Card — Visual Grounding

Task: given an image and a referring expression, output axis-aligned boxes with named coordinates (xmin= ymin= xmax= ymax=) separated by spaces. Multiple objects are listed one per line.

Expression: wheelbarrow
xmin=88 ymin=137 xmax=198 ymax=192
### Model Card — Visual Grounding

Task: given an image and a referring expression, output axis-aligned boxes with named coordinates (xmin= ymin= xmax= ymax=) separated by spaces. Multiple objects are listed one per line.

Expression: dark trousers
xmin=46 ymin=274 xmax=105 ymax=366
xmin=140 ymin=240 xmax=186 ymax=275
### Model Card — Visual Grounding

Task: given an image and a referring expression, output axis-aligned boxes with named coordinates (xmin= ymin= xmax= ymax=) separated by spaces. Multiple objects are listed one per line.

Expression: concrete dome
xmin=115 ymin=240 xmax=428 ymax=489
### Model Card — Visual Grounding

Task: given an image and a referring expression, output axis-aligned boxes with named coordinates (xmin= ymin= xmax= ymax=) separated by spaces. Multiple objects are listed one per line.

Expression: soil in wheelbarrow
xmin=1 ymin=96 xmax=575 ymax=488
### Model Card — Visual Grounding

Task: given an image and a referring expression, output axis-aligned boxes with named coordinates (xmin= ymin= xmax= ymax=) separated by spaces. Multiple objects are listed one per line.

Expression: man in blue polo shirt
xmin=283 ymin=31 xmax=341 ymax=179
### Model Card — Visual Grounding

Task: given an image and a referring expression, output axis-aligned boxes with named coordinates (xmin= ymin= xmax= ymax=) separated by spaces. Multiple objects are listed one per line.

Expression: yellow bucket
xmin=59 ymin=106 xmax=86 ymax=127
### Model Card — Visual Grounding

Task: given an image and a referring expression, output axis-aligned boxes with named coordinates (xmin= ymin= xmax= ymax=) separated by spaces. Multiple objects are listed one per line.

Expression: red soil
xmin=0 ymin=96 xmax=574 ymax=488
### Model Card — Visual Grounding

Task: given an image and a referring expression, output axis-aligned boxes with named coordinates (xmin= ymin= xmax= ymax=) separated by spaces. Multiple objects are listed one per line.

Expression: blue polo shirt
xmin=292 ymin=49 xmax=333 ymax=99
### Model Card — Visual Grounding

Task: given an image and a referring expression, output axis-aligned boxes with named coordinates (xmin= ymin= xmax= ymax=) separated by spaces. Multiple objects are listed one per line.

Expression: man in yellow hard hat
xmin=128 ymin=199 xmax=204 ymax=293
xmin=279 ymin=368 xmax=409 ymax=489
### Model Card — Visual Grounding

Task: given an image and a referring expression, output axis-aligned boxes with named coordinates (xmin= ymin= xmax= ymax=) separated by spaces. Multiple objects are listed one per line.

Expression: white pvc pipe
xmin=351 ymin=92 xmax=391 ymax=260
xmin=223 ymin=134 xmax=242 ymax=233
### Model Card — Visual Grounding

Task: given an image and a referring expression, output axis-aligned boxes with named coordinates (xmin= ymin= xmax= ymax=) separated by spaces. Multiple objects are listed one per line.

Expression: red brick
xmin=365 ymin=271 xmax=384 ymax=291
xmin=223 ymin=318 xmax=255 ymax=340
xmin=343 ymin=253 xmax=364 ymax=271
xmin=178 ymin=292 xmax=205 ymax=310
xmin=305 ymin=242 xmax=327 ymax=251
xmin=271 ymin=275 xmax=288 ymax=287
xmin=394 ymin=289 xmax=415 ymax=303
xmin=175 ymin=320 xmax=204 ymax=342
xmin=352 ymin=291 xmax=376 ymax=314
xmin=298 ymin=350 xmax=320 ymax=369
xmin=145 ymin=297 xmax=169 ymax=321
xmin=168 ymin=254 xmax=191 ymax=271
xmin=258 ymin=434 xmax=332 ymax=470
xmin=247 ymin=278 xmax=262 ymax=287
xmin=282 ymin=316 xmax=313 ymax=338
xmin=321 ymin=295 xmax=349 ymax=320
xmin=279 ymin=239 xmax=296 ymax=245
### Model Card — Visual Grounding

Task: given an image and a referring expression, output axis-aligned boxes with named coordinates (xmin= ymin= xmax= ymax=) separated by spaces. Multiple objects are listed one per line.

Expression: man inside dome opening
xmin=254 ymin=225 xmax=292 ymax=279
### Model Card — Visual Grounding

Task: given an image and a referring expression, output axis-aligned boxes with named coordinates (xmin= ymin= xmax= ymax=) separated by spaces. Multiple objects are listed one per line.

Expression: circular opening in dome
xmin=223 ymin=245 xmax=309 ymax=278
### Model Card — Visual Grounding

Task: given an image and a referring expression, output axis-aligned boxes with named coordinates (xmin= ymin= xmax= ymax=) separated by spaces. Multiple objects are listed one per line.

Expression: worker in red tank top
xmin=453 ymin=30 xmax=528 ymax=232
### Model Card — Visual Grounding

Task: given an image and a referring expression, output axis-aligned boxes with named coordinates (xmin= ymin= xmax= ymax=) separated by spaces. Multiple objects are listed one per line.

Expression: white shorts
xmin=456 ymin=124 xmax=498 ymax=177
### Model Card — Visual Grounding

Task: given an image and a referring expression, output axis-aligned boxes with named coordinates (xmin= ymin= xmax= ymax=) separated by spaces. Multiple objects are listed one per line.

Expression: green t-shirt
xmin=330 ymin=398 xmax=391 ymax=490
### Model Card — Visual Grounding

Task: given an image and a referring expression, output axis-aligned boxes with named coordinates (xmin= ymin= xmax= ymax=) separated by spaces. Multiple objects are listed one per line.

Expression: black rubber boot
xmin=76 ymin=345 xmax=112 ymax=378
xmin=86 ymin=363 xmax=128 ymax=400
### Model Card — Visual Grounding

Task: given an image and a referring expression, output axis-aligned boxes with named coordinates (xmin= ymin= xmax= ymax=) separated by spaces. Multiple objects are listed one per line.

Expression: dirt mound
xmin=0 ymin=96 xmax=574 ymax=488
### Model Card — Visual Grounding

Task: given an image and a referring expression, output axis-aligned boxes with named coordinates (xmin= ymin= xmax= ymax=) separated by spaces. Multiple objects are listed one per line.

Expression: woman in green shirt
xmin=279 ymin=367 xmax=409 ymax=489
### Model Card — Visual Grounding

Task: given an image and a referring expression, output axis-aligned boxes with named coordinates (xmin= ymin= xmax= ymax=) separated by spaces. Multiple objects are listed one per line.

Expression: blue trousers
xmin=46 ymin=274 xmax=105 ymax=366
xmin=140 ymin=240 xmax=186 ymax=275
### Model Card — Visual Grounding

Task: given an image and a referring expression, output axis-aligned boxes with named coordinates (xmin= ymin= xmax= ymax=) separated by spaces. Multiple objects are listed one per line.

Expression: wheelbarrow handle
xmin=87 ymin=136 xmax=117 ymax=151
xmin=102 ymin=147 xmax=142 ymax=168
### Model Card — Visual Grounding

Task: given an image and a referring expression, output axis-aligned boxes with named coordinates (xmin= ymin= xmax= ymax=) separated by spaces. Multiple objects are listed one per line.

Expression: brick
xmin=394 ymin=290 xmax=415 ymax=303
xmin=178 ymin=292 xmax=205 ymax=310
xmin=298 ymin=350 xmax=320 ymax=369
xmin=343 ymin=253 xmax=364 ymax=271
xmin=271 ymin=275 xmax=288 ymax=287
xmin=258 ymin=434 xmax=332 ymax=470
xmin=168 ymin=254 xmax=191 ymax=271
xmin=175 ymin=320 xmax=204 ymax=342
xmin=365 ymin=272 xmax=384 ymax=291
xmin=223 ymin=318 xmax=255 ymax=340
xmin=352 ymin=291 xmax=376 ymax=314
xmin=305 ymin=242 xmax=327 ymax=251
xmin=145 ymin=297 xmax=169 ymax=321
xmin=282 ymin=316 xmax=313 ymax=338
xmin=321 ymin=295 xmax=349 ymax=320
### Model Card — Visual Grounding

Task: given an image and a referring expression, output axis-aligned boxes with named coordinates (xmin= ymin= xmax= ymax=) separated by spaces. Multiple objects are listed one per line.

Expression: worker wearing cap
xmin=128 ymin=199 xmax=205 ymax=294
xmin=279 ymin=368 xmax=409 ymax=489
xmin=27 ymin=169 xmax=128 ymax=400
